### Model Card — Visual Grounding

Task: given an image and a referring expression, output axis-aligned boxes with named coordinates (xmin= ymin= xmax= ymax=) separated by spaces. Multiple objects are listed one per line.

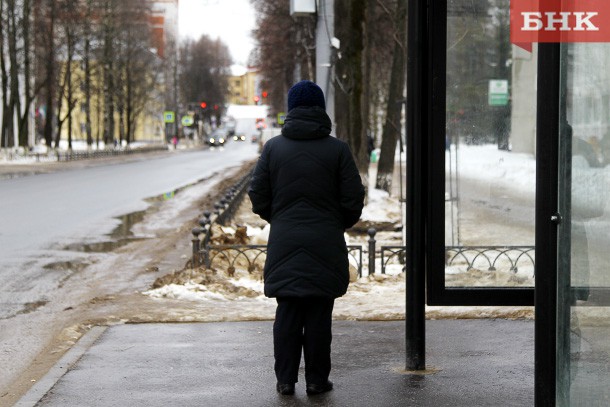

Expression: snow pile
xmin=361 ymin=187 xmax=401 ymax=223
xmin=144 ymin=268 xmax=265 ymax=302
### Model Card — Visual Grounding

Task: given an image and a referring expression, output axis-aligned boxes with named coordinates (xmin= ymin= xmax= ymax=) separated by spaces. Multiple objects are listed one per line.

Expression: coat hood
xmin=281 ymin=106 xmax=332 ymax=140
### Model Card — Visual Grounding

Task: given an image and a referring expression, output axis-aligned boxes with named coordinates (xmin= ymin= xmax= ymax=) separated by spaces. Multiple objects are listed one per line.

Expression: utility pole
xmin=315 ymin=0 xmax=335 ymax=128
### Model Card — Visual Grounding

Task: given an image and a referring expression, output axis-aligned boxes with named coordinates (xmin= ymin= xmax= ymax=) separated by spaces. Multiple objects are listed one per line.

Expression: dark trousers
xmin=273 ymin=297 xmax=335 ymax=385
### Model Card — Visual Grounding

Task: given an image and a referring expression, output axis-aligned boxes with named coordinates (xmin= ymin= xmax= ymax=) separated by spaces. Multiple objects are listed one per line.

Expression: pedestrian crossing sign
xmin=163 ymin=111 xmax=175 ymax=123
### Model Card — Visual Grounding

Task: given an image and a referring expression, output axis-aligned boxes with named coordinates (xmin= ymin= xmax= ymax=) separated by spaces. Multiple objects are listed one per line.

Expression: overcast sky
xmin=178 ymin=0 xmax=256 ymax=66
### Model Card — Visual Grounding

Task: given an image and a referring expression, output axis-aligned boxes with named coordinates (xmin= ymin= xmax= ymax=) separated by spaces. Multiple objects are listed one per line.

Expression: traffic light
xmin=262 ymin=91 xmax=268 ymax=98
xmin=200 ymin=102 xmax=207 ymax=109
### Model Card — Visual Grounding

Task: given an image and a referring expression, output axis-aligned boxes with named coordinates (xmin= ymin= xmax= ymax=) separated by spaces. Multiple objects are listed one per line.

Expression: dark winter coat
xmin=248 ymin=106 xmax=365 ymax=299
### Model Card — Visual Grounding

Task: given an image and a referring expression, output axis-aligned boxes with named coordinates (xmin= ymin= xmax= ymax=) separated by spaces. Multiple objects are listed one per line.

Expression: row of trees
xmin=179 ymin=35 xmax=232 ymax=124
xmin=251 ymin=0 xmax=407 ymax=192
xmin=1 ymin=0 xmax=166 ymax=150
xmin=1 ymin=0 xmax=233 ymax=151
xmin=447 ymin=0 xmax=511 ymax=148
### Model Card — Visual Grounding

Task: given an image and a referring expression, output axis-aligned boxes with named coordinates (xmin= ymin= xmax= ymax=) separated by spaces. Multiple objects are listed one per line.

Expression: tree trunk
xmin=334 ymin=0 xmax=368 ymax=179
xmin=0 ymin=0 xmax=10 ymax=148
xmin=66 ymin=40 xmax=73 ymax=151
xmin=17 ymin=0 xmax=32 ymax=147
xmin=375 ymin=0 xmax=408 ymax=193
xmin=7 ymin=0 xmax=20 ymax=148
xmin=84 ymin=0 xmax=92 ymax=147
xmin=102 ymin=4 xmax=115 ymax=147
xmin=43 ymin=0 xmax=56 ymax=148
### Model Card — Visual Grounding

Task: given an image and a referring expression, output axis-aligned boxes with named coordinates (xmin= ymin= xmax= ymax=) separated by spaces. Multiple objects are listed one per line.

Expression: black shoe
xmin=276 ymin=382 xmax=295 ymax=395
xmin=306 ymin=380 xmax=333 ymax=395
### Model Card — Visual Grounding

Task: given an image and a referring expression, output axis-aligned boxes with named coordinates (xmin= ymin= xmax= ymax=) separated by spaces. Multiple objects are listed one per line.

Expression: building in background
xmin=228 ymin=65 xmax=261 ymax=105
xmin=150 ymin=0 xmax=179 ymax=59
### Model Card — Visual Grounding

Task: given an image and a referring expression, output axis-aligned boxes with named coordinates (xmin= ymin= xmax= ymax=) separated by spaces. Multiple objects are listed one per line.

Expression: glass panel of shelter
xmin=444 ymin=0 xmax=536 ymax=291
xmin=556 ymin=42 xmax=610 ymax=406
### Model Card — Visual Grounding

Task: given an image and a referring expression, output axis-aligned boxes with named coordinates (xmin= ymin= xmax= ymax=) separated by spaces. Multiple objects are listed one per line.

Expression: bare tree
xmin=119 ymin=0 xmax=158 ymax=144
xmin=375 ymin=0 xmax=407 ymax=192
xmin=17 ymin=0 xmax=35 ymax=146
xmin=179 ymin=35 xmax=232 ymax=124
xmin=251 ymin=0 xmax=316 ymax=116
xmin=334 ymin=0 xmax=368 ymax=181
xmin=4 ymin=0 xmax=21 ymax=148
xmin=54 ymin=0 xmax=82 ymax=150
xmin=82 ymin=0 xmax=95 ymax=147
xmin=366 ymin=0 xmax=395 ymax=147
xmin=100 ymin=0 xmax=118 ymax=146
xmin=0 ymin=0 xmax=41 ymax=148
xmin=36 ymin=0 xmax=59 ymax=148
xmin=0 ymin=0 xmax=11 ymax=148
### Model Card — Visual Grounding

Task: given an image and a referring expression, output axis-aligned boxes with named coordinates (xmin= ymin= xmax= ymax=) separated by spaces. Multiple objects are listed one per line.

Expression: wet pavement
xmin=18 ymin=319 xmax=534 ymax=407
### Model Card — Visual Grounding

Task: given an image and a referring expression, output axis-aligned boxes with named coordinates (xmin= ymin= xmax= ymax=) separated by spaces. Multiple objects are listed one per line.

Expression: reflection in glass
xmin=445 ymin=0 xmax=535 ymax=287
xmin=557 ymin=42 xmax=610 ymax=406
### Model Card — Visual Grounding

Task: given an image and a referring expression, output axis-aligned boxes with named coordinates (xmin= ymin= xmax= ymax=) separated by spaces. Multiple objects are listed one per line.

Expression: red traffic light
xmin=200 ymin=102 xmax=207 ymax=109
xmin=214 ymin=104 xmax=219 ymax=110
xmin=262 ymin=91 xmax=268 ymax=98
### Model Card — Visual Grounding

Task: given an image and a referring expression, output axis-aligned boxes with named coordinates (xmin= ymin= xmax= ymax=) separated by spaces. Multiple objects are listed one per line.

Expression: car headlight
xmin=209 ymin=138 xmax=215 ymax=143
xmin=219 ymin=138 xmax=225 ymax=143
xmin=233 ymin=136 xmax=238 ymax=141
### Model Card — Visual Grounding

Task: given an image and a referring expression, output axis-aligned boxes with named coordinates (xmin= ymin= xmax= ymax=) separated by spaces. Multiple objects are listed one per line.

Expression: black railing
xmin=56 ymin=145 xmax=168 ymax=162
xmin=190 ymin=169 xmax=255 ymax=268
xmin=380 ymin=245 xmax=407 ymax=274
xmin=199 ymin=244 xmax=364 ymax=277
xmin=194 ymin=240 xmax=537 ymax=278
xmin=445 ymin=245 xmax=536 ymax=275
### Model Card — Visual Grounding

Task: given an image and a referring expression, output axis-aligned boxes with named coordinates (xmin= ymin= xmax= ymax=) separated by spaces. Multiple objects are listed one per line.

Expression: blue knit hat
xmin=287 ymin=80 xmax=326 ymax=111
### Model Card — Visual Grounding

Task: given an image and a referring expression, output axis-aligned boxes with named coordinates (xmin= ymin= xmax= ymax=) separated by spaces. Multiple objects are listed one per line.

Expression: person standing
xmin=249 ymin=80 xmax=365 ymax=396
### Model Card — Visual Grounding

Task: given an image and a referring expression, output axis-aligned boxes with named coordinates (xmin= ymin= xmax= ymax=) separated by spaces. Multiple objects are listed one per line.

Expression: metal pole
xmin=405 ymin=0 xmax=427 ymax=371
xmin=367 ymin=228 xmax=376 ymax=276
xmin=191 ymin=227 xmax=201 ymax=268
xmin=316 ymin=0 xmax=335 ymax=127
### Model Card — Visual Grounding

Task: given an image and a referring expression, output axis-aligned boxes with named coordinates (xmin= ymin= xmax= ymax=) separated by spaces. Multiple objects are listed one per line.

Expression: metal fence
xmin=445 ymin=245 xmax=535 ymax=275
xmin=190 ymin=169 xmax=255 ymax=267
xmin=56 ymin=145 xmax=169 ymax=161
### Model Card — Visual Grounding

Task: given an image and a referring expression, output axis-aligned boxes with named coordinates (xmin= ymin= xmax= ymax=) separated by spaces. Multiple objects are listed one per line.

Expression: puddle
xmin=0 ymin=299 xmax=50 ymax=319
xmin=60 ymin=174 xmax=217 ymax=254
xmin=109 ymin=210 xmax=147 ymax=239
xmin=62 ymin=209 xmax=149 ymax=253
xmin=44 ymin=261 xmax=90 ymax=273
xmin=2 ymin=300 xmax=50 ymax=319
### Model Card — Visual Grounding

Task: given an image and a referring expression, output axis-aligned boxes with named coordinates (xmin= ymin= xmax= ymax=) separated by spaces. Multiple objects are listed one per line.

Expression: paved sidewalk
xmin=18 ymin=319 xmax=534 ymax=407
